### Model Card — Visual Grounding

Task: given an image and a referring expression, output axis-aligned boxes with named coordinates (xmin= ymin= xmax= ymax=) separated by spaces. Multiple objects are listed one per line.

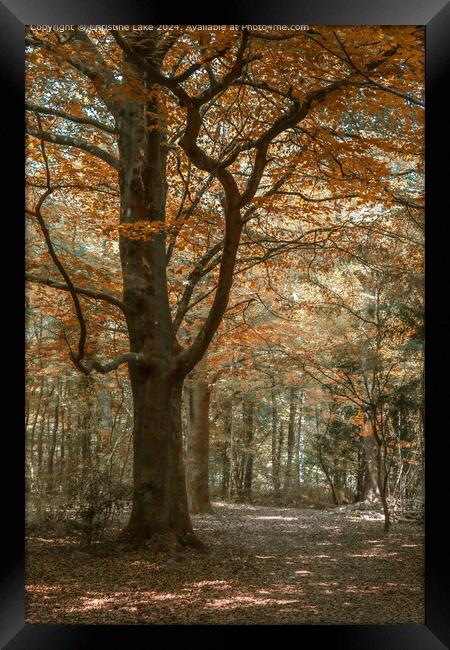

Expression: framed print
xmin=1 ymin=0 xmax=449 ymax=647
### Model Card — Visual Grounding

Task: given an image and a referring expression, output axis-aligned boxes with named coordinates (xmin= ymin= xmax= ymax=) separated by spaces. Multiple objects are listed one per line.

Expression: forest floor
xmin=26 ymin=501 xmax=424 ymax=625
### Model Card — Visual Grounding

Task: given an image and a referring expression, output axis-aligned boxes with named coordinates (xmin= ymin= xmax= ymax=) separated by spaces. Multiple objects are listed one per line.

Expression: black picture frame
xmin=2 ymin=1 xmax=449 ymax=647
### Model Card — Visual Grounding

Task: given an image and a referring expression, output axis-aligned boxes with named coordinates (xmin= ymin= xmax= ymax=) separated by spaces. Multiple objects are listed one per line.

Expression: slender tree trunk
xmin=295 ymin=390 xmax=304 ymax=494
xmin=47 ymin=392 xmax=59 ymax=493
xmin=37 ymin=408 xmax=47 ymax=480
xmin=222 ymin=401 xmax=232 ymax=499
xmin=284 ymin=387 xmax=297 ymax=493
xmin=361 ymin=426 xmax=380 ymax=501
xmin=234 ymin=444 xmax=245 ymax=497
xmin=356 ymin=443 xmax=367 ymax=502
xmin=186 ymin=357 xmax=213 ymax=514
xmin=221 ymin=443 xmax=230 ymax=499
xmin=28 ymin=376 xmax=44 ymax=469
xmin=318 ymin=445 xmax=339 ymax=505
xmin=243 ymin=395 xmax=254 ymax=498
xmin=81 ymin=411 xmax=92 ymax=484
xmin=59 ymin=405 xmax=65 ymax=491
xmin=377 ymin=448 xmax=391 ymax=532
xmin=271 ymin=390 xmax=280 ymax=494
xmin=66 ymin=405 xmax=79 ymax=486
xmin=229 ymin=401 xmax=234 ymax=501
xmin=375 ymin=435 xmax=391 ymax=533
xmin=277 ymin=421 xmax=284 ymax=493
xmin=366 ymin=412 xmax=391 ymax=533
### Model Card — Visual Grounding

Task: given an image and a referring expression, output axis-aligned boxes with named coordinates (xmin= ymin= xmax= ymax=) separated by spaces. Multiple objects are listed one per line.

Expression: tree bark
xmin=361 ymin=426 xmax=380 ymax=501
xmin=364 ymin=413 xmax=391 ymax=532
xmin=271 ymin=390 xmax=280 ymax=494
xmin=243 ymin=395 xmax=254 ymax=498
xmin=59 ymin=404 xmax=65 ymax=490
xmin=294 ymin=390 xmax=304 ymax=494
xmin=284 ymin=387 xmax=298 ymax=493
xmin=120 ymin=372 xmax=198 ymax=544
xmin=116 ymin=60 xmax=201 ymax=545
xmin=229 ymin=400 xmax=235 ymax=501
xmin=185 ymin=357 xmax=213 ymax=514
xmin=221 ymin=400 xmax=232 ymax=499
xmin=46 ymin=391 xmax=59 ymax=493
xmin=317 ymin=445 xmax=339 ymax=505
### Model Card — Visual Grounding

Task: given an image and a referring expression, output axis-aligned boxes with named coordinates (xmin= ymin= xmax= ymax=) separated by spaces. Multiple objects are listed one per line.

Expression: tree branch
xmin=26 ymin=28 xmax=117 ymax=112
xmin=26 ymin=273 xmax=126 ymax=314
xmin=80 ymin=352 xmax=147 ymax=374
xmin=239 ymin=80 xmax=352 ymax=207
xmin=26 ymin=125 xmax=120 ymax=170
xmin=26 ymin=102 xmax=117 ymax=134
xmin=172 ymin=242 xmax=223 ymax=333
xmin=31 ymin=186 xmax=88 ymax=363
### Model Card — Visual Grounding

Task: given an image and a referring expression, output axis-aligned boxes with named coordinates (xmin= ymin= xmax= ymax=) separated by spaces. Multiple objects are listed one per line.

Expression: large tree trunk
xmin=122 ymin=372 xmax=197 ymax=544
xmin=116 ymin=58 xmax=200 ymax=546
xmin=185 ymin=357 xmax=213 ymax=514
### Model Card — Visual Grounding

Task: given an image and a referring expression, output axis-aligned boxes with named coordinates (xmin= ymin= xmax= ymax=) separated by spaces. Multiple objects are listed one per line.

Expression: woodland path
xmin=26 ymin=502 xmax=423 ymax=625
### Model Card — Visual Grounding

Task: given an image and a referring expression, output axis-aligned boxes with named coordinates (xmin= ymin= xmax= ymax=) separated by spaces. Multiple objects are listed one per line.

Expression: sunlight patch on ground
xmin=246 ymin=515 xmax=300 ymax=521
xmin=211 ymin=501 xmax=261 ymax=511
xmin=146 ymin=593 xmax=181 ymax=601
xmin=348 ymin=551 xmax=399 ymax=558
xmin=27 ymin=584 xmax=62 ymax=593
xmin=77 ymin=590 xmax=184 ymax=612
xmin=29 ymin=537 xmax=77 ymax=545
xmin=190 ymin=580 xmax=231 ymax=588
xmin=205 ymin=595 xmax=303 ymax=610
xmin=79 ymin=596 xmax=112 ymax=609
xmin=348 ymin=514 xmax=384 ymax=522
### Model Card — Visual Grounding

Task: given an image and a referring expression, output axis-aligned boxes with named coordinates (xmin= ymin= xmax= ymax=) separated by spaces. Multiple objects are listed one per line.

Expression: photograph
xmin=23 ymin=23 xmax=429 ymax=627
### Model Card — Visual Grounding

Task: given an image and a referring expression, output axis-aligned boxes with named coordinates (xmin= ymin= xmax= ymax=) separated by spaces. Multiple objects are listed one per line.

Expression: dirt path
xmin=26 ymin=502 xmax=424 ymax=624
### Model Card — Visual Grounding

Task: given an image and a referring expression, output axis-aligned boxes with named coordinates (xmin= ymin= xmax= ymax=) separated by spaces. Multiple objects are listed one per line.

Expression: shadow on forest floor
xmin=26 ymin=502 xmax=424 ymax=624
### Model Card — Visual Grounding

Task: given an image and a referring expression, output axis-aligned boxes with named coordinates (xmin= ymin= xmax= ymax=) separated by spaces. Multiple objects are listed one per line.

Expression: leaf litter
xmin=26 ymin=501 xmax=424 ymax=624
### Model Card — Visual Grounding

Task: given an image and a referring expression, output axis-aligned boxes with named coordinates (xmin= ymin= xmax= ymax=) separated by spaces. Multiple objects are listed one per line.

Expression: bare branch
xmin=275 ymin=190 xmax=357 ymax=202
xmin=31 ymin=186 xmax=88 ymax=363
xmin=172 ymin=241 xmax=223 ymax=332
xmin=193 ymin=31 xmax=252 ymax=106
